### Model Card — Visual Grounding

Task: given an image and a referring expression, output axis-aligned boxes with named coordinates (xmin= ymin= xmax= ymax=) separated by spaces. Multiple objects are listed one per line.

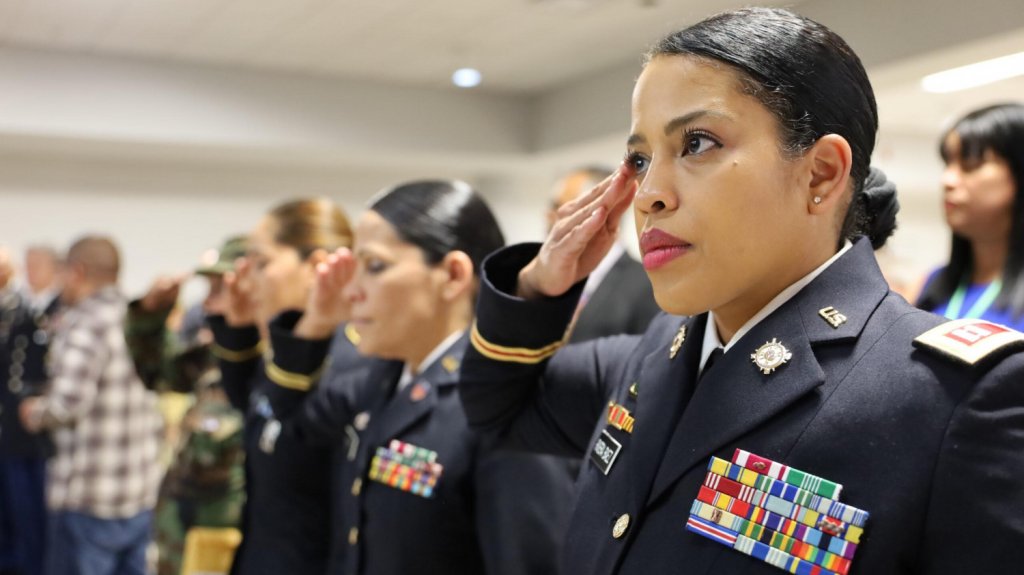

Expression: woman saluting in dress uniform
xmin=258 ymin=180 xmax=576 ymax=575
xmin=459 ymin=8 xmax=1024 ymax=575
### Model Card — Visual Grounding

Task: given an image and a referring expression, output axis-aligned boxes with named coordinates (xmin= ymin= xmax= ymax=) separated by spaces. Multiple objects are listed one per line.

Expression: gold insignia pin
xmin=442 ymin=355 xmax=460 ymax=373
xmin=607 ymin=402 xmax=635 ymax=434
xmin=818 ymin=306 xmax=848 ymax=329
xmin=750 ymin=338 xmax=793 ymax=375
xmin=669 ymin=325 xmax=687 ymax=359
xmin=345 ymin=323 xmax=362 ymax=345
xmin=628 ymin=382 xmax=639 ymax=399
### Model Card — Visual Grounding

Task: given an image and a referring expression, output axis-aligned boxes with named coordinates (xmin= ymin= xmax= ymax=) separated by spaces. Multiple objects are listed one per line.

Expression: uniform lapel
xmin=644 ymin=238 xmax=888 ymax=506
xmin=629 ymin=314 xmax=705 ymax=511
xmin=647 ymin=304 xmax=824 ymax=505
xmin=366 ymin=334 xmax=466 ymax=447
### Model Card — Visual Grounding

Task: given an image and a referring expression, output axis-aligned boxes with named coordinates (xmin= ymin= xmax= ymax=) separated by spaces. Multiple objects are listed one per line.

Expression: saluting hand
xmin=518 ymin=165 xmax=637 ymax=299
xmin=295 ymin=247 xmax=356 ymax=340
xmin=223 ymin=257 xmax=258 ymax=327
xmin=140 ymin=274 xmax=188 ymax=312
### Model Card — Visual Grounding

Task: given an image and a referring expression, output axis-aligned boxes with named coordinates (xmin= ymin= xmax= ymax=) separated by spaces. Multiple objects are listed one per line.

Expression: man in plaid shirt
xmin=20 ymin=236 xmax=163 ymax=575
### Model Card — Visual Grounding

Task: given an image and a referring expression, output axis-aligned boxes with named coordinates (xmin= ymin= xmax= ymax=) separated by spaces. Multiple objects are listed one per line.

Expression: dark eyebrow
xmin=627 ymin=109 xmax=731 ymax=147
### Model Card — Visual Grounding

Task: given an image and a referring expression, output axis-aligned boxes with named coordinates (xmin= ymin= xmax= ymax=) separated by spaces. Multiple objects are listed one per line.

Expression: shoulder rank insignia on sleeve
xmin=913 ymin=318 xmax=1024 ymax=367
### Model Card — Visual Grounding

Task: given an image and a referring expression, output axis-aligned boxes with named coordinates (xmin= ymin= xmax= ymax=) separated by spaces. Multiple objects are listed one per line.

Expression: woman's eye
xmin=365 ymin=259 xmax=388 ymax=274
xmin=682 ymin=133 xmax=720 ymax=157
xmin=625 ymin=152 xmax=650 ymax=174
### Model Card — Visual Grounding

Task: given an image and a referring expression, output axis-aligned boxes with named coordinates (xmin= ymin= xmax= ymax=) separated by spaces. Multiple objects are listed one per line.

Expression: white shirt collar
xmin=582 ymin=243 xmax=625 ymax=301
xmin=396 ymin=329 xmax=465 ymax=391
xmin=699 ymin=241 xmax=853 ymax=375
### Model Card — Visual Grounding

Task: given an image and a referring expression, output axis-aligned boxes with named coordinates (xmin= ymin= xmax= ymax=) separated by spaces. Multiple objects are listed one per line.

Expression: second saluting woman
xmin=258 ymin=180 xmax=576 ymax=575
xmin=210 ymin=198 xmax=356 ymax=575
xmin=459 ymin=7 xmax=1024 ymax=575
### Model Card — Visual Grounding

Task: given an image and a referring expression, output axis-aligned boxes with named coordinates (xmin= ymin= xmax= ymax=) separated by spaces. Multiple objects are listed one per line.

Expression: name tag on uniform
xmin=590 ymin=430 xmax=622 ymax=476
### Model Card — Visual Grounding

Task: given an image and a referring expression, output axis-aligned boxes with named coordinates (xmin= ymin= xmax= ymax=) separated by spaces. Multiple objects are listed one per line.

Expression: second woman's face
xmin=941 ymin=132 xmax=1016 ymax=242
xmin=626 ymin=55 xmax=814 ymax=318
xmin=248 ymin=216 xmax=315 ymax=326
xmin=344 ymin=210 xmax=449 ymax=361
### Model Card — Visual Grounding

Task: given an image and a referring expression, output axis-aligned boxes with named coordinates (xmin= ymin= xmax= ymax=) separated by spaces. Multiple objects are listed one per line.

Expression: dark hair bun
xmin=857 ymin=167 xmax=899 ymax=249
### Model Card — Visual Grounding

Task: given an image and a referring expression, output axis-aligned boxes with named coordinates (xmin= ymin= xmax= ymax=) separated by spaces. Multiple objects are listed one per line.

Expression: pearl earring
xmin=813 ymin=196 xmax=822 ymax=205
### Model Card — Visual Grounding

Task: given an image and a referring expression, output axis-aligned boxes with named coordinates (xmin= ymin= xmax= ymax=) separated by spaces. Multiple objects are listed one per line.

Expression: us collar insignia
xmin=669 ymin=325 xmax=687 ymax=359
xmin=750 ymin=338 xmax=792 ymax=375
xmin=441 ymin=355 xmax=460 ymax=373
xmin=818 ymin=306 xmax=848 ymax=329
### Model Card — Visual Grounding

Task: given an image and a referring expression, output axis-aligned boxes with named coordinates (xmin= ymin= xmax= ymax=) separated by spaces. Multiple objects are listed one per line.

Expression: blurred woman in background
xmin=917 ymin=103 xmax=1024 ymax=330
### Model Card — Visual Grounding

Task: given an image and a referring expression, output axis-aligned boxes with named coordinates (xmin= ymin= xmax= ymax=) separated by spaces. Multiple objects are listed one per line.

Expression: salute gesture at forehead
xmin=518 ymin=166 xmax=637 ymax=301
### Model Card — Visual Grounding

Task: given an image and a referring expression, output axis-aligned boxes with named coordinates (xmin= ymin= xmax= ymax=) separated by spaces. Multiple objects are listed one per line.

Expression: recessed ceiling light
xmin=921 ymin=51 xmax=1024 ymax=93
xmin=452 ymin=68 xmax=482 ymax=88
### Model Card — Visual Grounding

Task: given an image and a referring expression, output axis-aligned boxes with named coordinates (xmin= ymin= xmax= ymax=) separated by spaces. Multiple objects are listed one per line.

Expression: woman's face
xmin=248 ymin=216 xmax=315 ymax=326
xmin=344 ymin=210 xmax=450 ymax=362
xmin=941 ymin=132 xmax=1016 ymax=243
xmin=627 ymin=55 xmax=817 ymax=319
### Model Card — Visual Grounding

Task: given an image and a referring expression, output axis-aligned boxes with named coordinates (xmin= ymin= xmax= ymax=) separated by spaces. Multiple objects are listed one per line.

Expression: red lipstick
xmin=639 ymin=228 xmax=691 ymax=270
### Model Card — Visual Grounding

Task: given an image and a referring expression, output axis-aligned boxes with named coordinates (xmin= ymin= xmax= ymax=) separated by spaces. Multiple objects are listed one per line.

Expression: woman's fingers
xmin=551 ymin=170 xmax=631 ymax=242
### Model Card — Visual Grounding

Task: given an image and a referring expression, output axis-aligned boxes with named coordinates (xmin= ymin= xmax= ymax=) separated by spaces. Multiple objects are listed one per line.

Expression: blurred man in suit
xmin=547 ymin=167 xmax=660 ymax=343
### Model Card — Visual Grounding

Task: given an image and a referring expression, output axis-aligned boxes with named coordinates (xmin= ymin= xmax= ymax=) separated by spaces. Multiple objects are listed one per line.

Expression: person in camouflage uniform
xmin=128 ymin=237 xmax=247 ymax=575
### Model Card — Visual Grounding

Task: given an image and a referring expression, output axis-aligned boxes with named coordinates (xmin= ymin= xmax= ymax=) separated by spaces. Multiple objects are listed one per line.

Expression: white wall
xmin=0 ymin=153 xmax=558 ymax=297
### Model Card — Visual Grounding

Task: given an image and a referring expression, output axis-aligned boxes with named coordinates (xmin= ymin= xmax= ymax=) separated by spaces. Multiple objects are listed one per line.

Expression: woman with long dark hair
xmin=458 ymin=8 xmax=1024 ymax=575
xmin=917 ymin=103 xmax=1024 ymax=329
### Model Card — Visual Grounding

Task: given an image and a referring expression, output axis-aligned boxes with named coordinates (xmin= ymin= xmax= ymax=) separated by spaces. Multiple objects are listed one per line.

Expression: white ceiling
xmin=872 ymin=29 xmax=1024 ymax=136
xmin=0 ymin=0 xmax=1021 ymax=163
xmin=0 ymin=0 xmax=795 ymax=93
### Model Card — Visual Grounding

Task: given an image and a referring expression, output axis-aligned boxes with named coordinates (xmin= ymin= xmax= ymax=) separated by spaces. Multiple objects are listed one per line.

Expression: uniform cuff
xmin=471 ymin=243 xmax=585 ymax=364
xmin=208 ymin=315 xmax=264 ymax=362
xmin=126 ymin=299 xmax=172 ymax=333
xmin=264 ymin=311 xmax=331 ymax=391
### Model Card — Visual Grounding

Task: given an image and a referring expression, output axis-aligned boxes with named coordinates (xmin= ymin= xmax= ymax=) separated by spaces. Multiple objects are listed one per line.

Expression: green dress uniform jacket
xmin=459 ymin=238 xmax=1024 ymax=575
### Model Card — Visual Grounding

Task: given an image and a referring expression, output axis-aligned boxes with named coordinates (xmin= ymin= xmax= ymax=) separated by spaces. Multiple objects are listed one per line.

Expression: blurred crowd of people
xmin=1 ymin=10 xmax=1024 ymax=575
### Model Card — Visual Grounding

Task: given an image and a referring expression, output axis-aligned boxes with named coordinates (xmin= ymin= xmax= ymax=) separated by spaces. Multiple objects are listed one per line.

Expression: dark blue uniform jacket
xmin=0 ymin=291 xmax=57 ymax=458
xmin=210 ymin=316 xmax=353 ymax=575
xmin=459 ymin=238 xmax=1024 ymax=575
xmin=262 ymin=315 xmax=576 ymax=575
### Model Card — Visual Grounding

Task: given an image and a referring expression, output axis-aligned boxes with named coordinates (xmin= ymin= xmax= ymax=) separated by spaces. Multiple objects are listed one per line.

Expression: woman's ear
xmin=438 ymin=251 xmax=475 ymax=301
xmin=805 ymin=134 xmax=853 ymax=214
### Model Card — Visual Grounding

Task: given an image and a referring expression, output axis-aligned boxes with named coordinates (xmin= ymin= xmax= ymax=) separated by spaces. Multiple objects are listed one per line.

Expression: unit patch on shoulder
xmin=913 ymin=319 xmax=1024 ymax=367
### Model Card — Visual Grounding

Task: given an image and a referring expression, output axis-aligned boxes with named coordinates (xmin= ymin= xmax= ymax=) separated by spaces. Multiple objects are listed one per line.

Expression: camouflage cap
xmin=195 ymin=236 xmax=247 ymax=276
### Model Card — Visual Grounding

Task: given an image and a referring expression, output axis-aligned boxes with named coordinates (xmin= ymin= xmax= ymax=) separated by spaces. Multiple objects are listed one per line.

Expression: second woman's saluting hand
xmin=517 ymin=164 xmax=637 ymax=300
xmin=294 ymin=247 xmax=356 ymax=339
